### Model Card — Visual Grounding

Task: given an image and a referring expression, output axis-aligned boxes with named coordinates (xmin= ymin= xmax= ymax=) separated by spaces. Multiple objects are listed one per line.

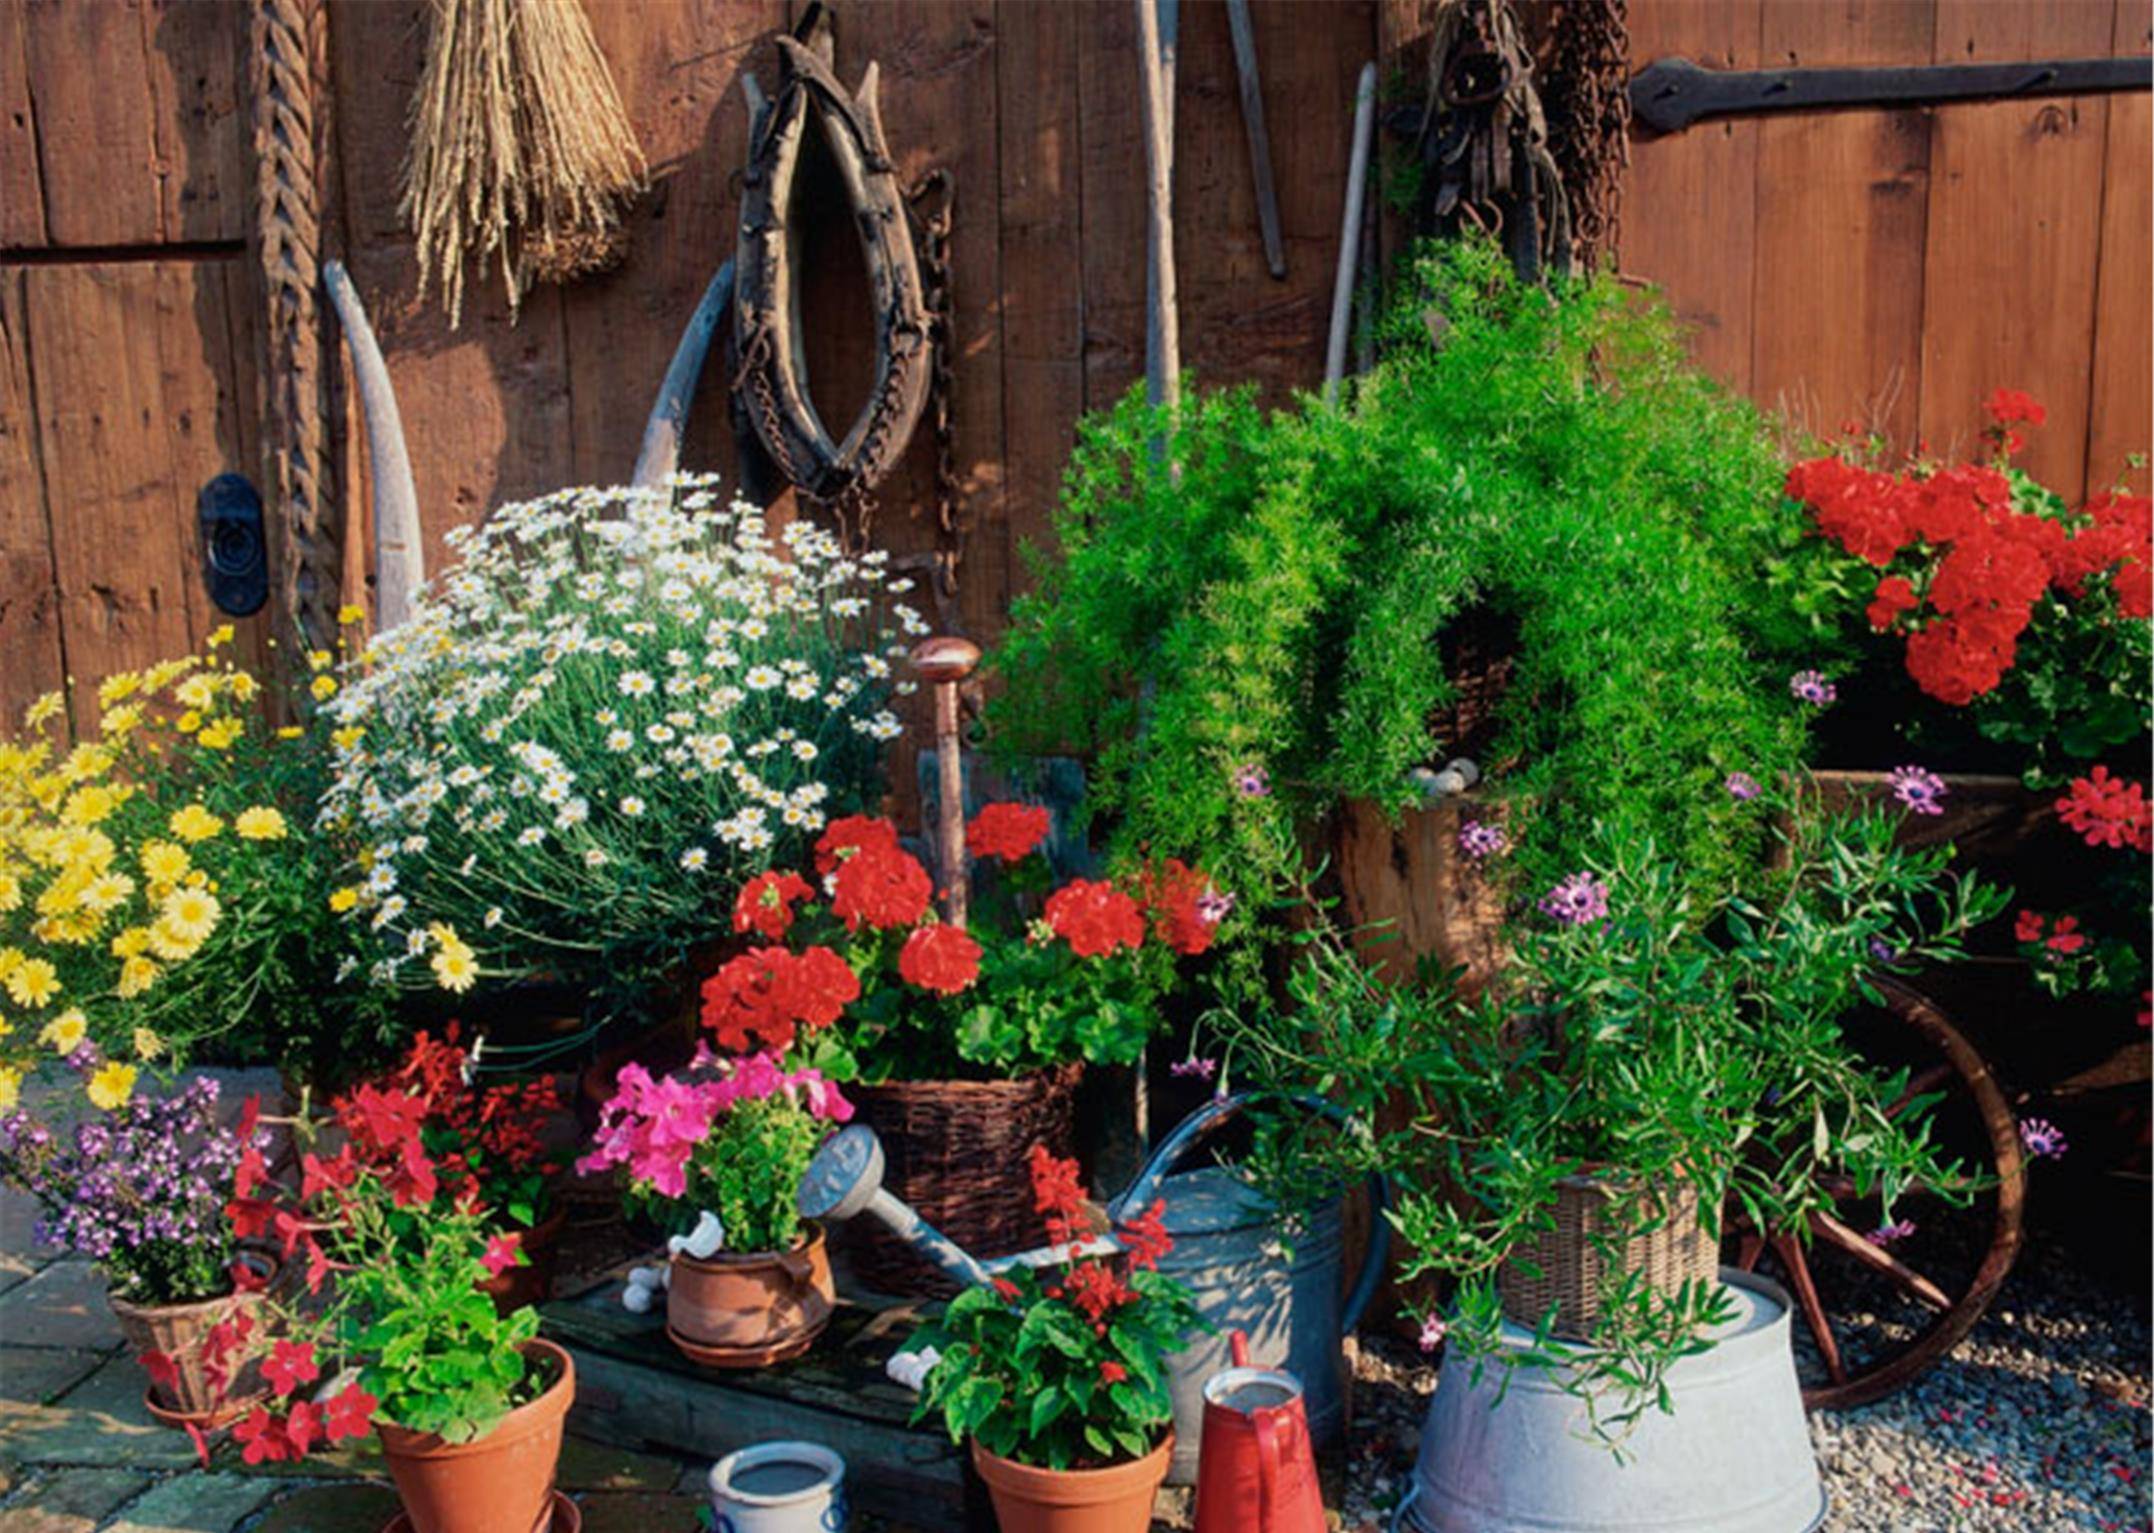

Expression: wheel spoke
xmin=1773 ymin=1235 xmax=1846 ymax=1385
xmin=1810 ymin=1210 xmax=1953 ymax=1312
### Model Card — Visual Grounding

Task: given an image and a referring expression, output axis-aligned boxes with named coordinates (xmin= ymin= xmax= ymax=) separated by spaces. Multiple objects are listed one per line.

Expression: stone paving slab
xmin=0 ymin=1262 xmax=123 ymax=1352
xmin=246 ymin=1483 xmax=400 ymax=1533
xmin=4 ymin=1467 xmax=154 ymax=1533
xmin=0 ymin=1346 xmax=108 ymax=1408
xmin=575 ymin=1490 xmax=701 ymax=1533
xmin=100 ymin=1473 xmax=281 ymax=1533
xmin=556 ymin=1436 xmax=685 ymax=1492
xmin=0 ymin=1356 xmax=202 ymax=1471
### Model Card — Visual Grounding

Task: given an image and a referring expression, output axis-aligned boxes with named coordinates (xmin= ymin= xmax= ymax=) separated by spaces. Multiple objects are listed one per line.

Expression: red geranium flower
xmin=733 ymin=870 xmax=814 ymax=940
xmin=700 ymin=945 xmax=861 ymax=1053
xmin=898 ymin=923 xmax=983 ymax=996
xmin=2056 ymin=767 xmax=2152 ymax=852
xmin=2013 ymin=910 xmax=2045 ymax=944
xmin=2044 ymin=915 xmax=2087 ymax=955
xmin=1984 ymin=387 xmax=2047 ymax=428
xmin=1043 ymin=879 xmax=1146 ymax=959
xmin=831 ymin=844 xmax=933 ymax=932
xmin=1135 ymin=859 xmax=1222 ymax=956
xmin=815 ymin=814 xmax=902 ymax=875
xmin=1865 ymin=575 xmax=1918 ymax=632
xmin=965 ymin=803 xmax=1051 ymax=864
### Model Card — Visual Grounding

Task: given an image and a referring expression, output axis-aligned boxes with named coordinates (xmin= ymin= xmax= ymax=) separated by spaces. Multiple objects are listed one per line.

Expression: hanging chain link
xmin=1538 ymin=0 xmax=1631 ymax=271
xmin=908 ymin=167 xmax=960 ymax=625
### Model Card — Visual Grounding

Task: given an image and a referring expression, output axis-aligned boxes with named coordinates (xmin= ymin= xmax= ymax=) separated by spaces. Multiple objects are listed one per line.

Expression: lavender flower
xmin=1866 ymin=1219 xmax=1917 ymax=1247
xmin=1232 ymin=763 xmax=1271 ymax=799
xmin=2019 ymin=1117 xmax=2068 ymax=1160
xmin=1724 ymin=772 xmax=1762 ymax=802
xmin=1169 ymin=1057 xmax=1217 ymax=1082
xmin=1789 ymin=670 xmax=1838 ymax=707
xmin=1887 ymin=765 xmax=1948 ymax=817
xmin=1458 ymin=820 xmax=1509 ymax=860
xmin=1539 ymin=871 xmax=1611 ymax=926
xmin=1417 ymin=1314 xmax=1448 ymax=1353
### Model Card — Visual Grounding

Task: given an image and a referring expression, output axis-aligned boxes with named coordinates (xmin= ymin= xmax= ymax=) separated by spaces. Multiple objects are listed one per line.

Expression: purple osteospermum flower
xmin=1725 ymin=772 xmax=1762 ymax=801
xmin=1869 ymin=937 xmax=1901 ymax=963
xmin=1789 ymin=669 xmax=1838 ymax=707
xmin=1887 ymin=765 xmax=1948 ymax=817
xmin=2019 ymin=1117 xmax=2068 ymax=1159
xmin=1170 ymin=1057 xmax=1217 ymax=1082
xmin=1232 ymin=763 xmax=1271 ymax=799
xmin=1458 ymin=820 xmax=1509 ymax=860
xmin=1418 ymin=1314 xmax=1448 ymax=1353
xmin=1195 ymin=886 xmax=1236 ymax=926
xmin=1539 ymin=871 xmax=1610 ymax=926
xmin=1866 ymin=1219 xmax=1917 ymax=1247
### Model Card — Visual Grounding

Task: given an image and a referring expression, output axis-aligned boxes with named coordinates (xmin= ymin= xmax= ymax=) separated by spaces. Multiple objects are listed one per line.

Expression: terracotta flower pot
xmin=971 ymin=1434 xmax=1174 ymax=1533
xmin=108 ymin=1258 xmax=275 ymax=1425
xmin=666 ymin=1225 xmax=834 ymax=1369
xmin=376 ymin=1338 xmax=575 ymax=1533
xmin=478 ymin=1203 xmax=569 ymax=1315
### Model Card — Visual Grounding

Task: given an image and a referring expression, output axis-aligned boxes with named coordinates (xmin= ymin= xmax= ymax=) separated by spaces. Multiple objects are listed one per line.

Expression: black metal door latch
xmin=1631 ymin=54 xmax=2152 ymax=136
xmin=198 ymin=472 xmax=268 ymax=618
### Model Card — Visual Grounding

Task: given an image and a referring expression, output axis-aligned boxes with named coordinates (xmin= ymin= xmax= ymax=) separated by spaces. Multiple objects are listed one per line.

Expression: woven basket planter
xmin=1496 ymin=1175 xmax=1719 ymax=1341
xmin=844 ymin=1062 xmax=1084 ymax=1296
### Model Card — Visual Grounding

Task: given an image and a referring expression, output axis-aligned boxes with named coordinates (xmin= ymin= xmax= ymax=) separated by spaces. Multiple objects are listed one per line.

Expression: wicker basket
xmin=843 ymin=1062 xmax=1084 ymax=1297
xmin=1496 ymin=1175 xmax=1720 ymax=1341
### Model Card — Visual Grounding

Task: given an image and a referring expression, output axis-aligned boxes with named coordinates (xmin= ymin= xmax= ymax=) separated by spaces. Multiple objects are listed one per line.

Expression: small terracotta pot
xmin=971 ymin=1434 xmax=1174 ymax=1533
xmin=478 ymin=1203 xmax=569 ymax=1315
xmin=108 ymin=1256 xmax=276 ymax=1423
xmin=376 ymin=1338 xmax=575 ymax=1533
xmin=665 ymin=1225 xmax=834 ymax=1369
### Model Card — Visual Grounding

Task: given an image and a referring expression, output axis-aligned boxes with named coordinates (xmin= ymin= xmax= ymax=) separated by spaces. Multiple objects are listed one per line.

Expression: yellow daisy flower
xmin=159 ymin=886 xmax=222 ymax=946
xmin=331 ymin=725 xmax=365 ymax=753
xmin=87 ymin=1061 xmax=138 ymax=1111
xmin=338 ymin=603 xmax=368 ymax=626
xmin=228 ymin=671 xmax=259 ymax=703
xmin=40 ymin=1008 xmax=86 ymax=1053
xmin=7 ymin=959 xmax=60 ymax=1009
xmin=110 ymin=926 xmax=152 ymax=959
xmin=132 ymin=1027 xmax=164 ymax=1061
xmin=174 ymin=674 xmax=218 ymax=711
xmin=206 ymin=624 xmax=235 ymax=650
xmin=309 ymin=675 xmax=338 ymax=702
xmin=97 ymin=672 xmax=141 ymax=708
xmin=328 ymin=886 xmax=361 ymax=914
xmin=234 ymin=807 xmax=287 ymax=841
xmin=0 ymin=1065 xmax=20 ymax=1112
xmin=117 ymin=956 xmax=160 ymax=998
xmin=141 ymin=841 xmax=191 ymax=885
xmin=175 ymin=710 xmax=203 ymax=735
xmin=22 ymin=693 xmax=63 ymax=729
xmin=431 ymin=944 xmax=479 ymax=993
xmin=168 ymin=805 xmax=223 ymax=843
xmin=197 ymin=717 xmax=243 ymax=751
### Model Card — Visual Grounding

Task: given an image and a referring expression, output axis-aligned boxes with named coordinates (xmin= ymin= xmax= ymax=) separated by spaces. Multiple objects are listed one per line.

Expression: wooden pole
xmin=1325 ymin=62 xmax=1379 ymax=405
xmin=910 ymin=635 xmax=981 ymax=928
xmin=1225 ymin=0 xmax=1287 ymax=280
xmin=1135 ymin=0 xmax=1180 ymax=415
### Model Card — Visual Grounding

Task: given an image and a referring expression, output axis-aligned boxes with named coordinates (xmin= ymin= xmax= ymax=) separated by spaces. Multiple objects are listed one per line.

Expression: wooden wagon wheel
xmin=1727 ymin=975 xmax=2025 ymax=1412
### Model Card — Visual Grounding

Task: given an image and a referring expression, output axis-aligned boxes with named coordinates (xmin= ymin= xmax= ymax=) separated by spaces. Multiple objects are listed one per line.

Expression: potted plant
xmin=385 ymin=1027 xmax=569 ymax=1312
xmin=904 ymin=1145 xmax=1202 ymax=1533
xmin=703 ymin=806 xmax=1220 ymax=1291
xmin=1378 ymin=785 xmax=2003 ymax=1444
xmin=168 ymin=1089 xmax=574 ymax=1533
xmin=317 ymin=478 xmax=917 ymax=1029
xmin=0 ymin=619 xmax=395 ymax=1102
xmin=0 ymin=1072 xmax=274 ymax=1429
xmin=578 ymin=1047 xmax=854 ymax=1367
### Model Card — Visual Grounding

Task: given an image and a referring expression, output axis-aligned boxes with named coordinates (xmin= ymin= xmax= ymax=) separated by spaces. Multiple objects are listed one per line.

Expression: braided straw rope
xmin=249 ymin=0 xmax=336 ymax=652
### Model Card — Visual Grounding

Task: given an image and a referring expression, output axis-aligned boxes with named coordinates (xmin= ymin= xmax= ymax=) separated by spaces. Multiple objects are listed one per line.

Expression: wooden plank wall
xmin=2 ymin=0 xmax=2148 ymax=723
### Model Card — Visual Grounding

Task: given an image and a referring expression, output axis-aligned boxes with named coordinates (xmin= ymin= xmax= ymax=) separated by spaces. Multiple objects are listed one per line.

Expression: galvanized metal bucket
xmin=1112 ymin=1094 xmax=1389 ymax=1486
xmin=1398 ymin=1269 xmax=1826 ymax=1533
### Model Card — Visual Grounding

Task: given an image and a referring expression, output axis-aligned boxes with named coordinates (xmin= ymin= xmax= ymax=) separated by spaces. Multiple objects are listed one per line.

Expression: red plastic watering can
xmin=1193 ymin=1330 xmax=1327 ymax=1533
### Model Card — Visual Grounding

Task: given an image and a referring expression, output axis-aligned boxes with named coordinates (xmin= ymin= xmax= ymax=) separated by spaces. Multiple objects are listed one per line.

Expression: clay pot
xmin=666 ymin=1226 xmax=834 ymax=1369
xmin=971 ymin=1434 xmax=1174 ymax=1533
xmin=376 ymin=1338 xmax=575 ymax=1533
xmin=109 ymin=1257 xmax=275 ymax=1425
xmin=478 ymin=1203 xmax=569 ymax=1315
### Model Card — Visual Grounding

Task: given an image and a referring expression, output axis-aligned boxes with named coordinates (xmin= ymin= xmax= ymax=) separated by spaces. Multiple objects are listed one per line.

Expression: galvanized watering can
xmin=796 ymin=1092 xmax=1389 ymax=1486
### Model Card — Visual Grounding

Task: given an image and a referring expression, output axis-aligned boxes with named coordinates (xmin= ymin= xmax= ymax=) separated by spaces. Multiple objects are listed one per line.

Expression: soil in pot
xmin=376 ymin=1338 xmax=574 ymax=1533
xmin=667 ymin=1225 xmax=834 ymax=1369
xmin=971 ymin=1434 xmax=1173 ymax=1533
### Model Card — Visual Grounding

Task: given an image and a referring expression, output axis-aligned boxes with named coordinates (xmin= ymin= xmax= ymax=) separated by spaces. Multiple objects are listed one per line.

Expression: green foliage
xmin=634 ymin=1092 xmax=828 ymax=1254
xmin=990 ymin=239 xmax=1808 ymax=978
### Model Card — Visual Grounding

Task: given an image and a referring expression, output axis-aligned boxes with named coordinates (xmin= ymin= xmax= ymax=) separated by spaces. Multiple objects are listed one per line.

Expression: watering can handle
xmin=1230 ymin=1329 xmax=1251 ymax=1369
xmin=1112 ymin=1091 xmax=1392 ymax=1337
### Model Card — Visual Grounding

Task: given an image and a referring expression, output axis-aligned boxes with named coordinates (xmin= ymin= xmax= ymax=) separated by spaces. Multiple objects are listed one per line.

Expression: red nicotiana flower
xmin=235 ymin=1407 xmax=298 ymax=1465
xmin=141 ymin=1349 xmax=179 ymax=1395
xmin=733 ymin=870 xmax=814 ymax=940
xmin=966 ymin=802 xmax=1052 ymax=864
xmin=264 ymin=1340 xmax=319 ymax=1398
xmin=283 ymin=1399 xmax=322 ymax=1456
xmin=815 ymin=814 xmax=902 ymax=875
xmin=338 ymin=1085 xmax=428 ymax=1157
xmin=1043 ymin=879 xmax=1146 ymax=959
xmin=324 ymin=1384 xmax=378 ymax=1444
xmin=898 ymin=923 xmax=983 ymax=996
xmin=831 ymin=844 xmax=933 ymax=931
xmin=480 ymin=1232 xmax=523 ymax=1277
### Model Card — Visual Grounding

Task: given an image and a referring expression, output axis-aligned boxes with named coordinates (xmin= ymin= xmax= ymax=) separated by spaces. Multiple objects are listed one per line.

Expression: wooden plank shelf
xmin=541 ymin=1282 xmax=990 ymax=1531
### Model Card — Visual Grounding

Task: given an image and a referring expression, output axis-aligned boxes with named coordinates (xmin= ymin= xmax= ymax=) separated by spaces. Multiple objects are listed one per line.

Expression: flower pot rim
xmin=669 ymin=1221 xmax=824 ymax=1272
xmin=141 ymin=1383 xmax=266 ymax=1431
xmin=107 ymin=1250 xmax=279 ymax=1320
xmin=374 ymin=1337 xmax=574 ymax=1456
xmin=970 ymin=1429 xmax=1175 ymax=1490
xmin=855 ymin=1061 xmax=1085 ymax=1096
xmin=378 ymin=1487 xmax=582 ymax=1533
xmin=707 ymin=1439 xmax=846 ymax=1506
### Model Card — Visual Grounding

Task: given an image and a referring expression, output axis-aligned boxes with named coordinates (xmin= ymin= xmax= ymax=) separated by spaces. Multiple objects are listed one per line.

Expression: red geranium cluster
xmin=2014 ymin=910 xmax=2089 ymax=954
xmin=1787 ymin=394 xmax=2152 ymax=706
xmin=699 ymin=943 xmax=861 ymax=1053
xmin=2055 ymin=766 xmax=2151 ymax=853
xmin=1025 ymin=1143 xmax=1172 ymax=1334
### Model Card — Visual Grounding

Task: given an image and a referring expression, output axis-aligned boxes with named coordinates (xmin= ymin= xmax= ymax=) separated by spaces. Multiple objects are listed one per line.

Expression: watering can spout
xmin=796 ymin=1124 xmax=997 ymax=1287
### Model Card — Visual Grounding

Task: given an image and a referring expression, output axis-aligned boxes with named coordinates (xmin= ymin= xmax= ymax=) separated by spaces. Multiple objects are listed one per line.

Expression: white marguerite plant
xmin=318 ymin=478 xmax=920 ymax=1012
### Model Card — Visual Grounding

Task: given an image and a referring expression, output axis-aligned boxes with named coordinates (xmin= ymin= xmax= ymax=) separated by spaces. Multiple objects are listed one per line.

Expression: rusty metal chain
xmin=1539 ymin=0 xmax=1632 ymax=271
xmin=909 ymin=167 xmax=959 ymax=618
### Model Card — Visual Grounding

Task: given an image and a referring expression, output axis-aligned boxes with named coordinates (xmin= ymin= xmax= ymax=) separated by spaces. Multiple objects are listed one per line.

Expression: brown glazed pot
xmin=109 ymin=1258 xmax=276 ymax=1425
xmin=665 ymin=1225 xmax=834 ymax=1369
xmin=477 ymin=1204 xmax=569 ymax=1315
xmin=376 ymin=1338 xmax=574 ymax=1533
xmin=971 ymin=1434 xmax=1173 ymax=1533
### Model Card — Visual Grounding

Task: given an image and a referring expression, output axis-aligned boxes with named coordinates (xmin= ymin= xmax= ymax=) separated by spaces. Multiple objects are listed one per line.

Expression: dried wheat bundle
xmin=401 ymin=0 xmax=647 ymax=326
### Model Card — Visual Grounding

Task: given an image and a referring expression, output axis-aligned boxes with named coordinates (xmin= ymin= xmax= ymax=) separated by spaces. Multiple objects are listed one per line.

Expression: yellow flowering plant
xmin=0 ymin=620 xmax=392 ymax=1108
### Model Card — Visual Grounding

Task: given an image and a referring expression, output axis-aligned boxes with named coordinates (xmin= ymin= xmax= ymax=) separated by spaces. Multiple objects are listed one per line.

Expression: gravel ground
xmin=1329 ymin=1236 xmax=2150 ymax=1533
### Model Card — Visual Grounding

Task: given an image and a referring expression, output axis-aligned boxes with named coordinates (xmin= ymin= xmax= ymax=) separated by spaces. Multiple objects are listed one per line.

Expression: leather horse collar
xmin=735 ymin=13 xmax=932 ymax=508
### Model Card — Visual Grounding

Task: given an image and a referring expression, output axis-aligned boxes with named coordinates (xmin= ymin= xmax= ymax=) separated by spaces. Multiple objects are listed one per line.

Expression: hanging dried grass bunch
xmin=401 ymin=0 xmax=648 ymax=326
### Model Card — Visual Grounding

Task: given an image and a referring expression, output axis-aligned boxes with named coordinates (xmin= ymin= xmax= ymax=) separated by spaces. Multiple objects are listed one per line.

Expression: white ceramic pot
xmin=707 ymin=1441 xmax=848 ymax=1533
